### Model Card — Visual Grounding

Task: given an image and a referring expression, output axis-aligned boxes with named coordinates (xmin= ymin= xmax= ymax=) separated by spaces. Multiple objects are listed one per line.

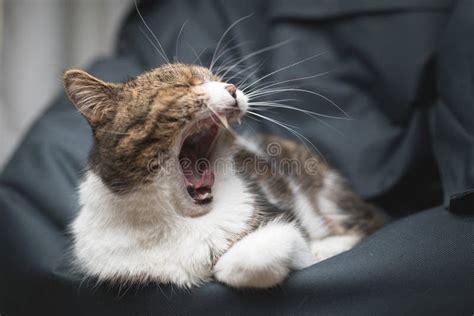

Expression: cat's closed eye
xmin=174 ymin=83 xmax=191 ymax=88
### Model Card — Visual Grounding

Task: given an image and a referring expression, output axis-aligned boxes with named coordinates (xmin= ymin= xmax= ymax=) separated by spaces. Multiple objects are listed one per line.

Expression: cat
xmin=63 ymin=63 xmax=385 ymax=288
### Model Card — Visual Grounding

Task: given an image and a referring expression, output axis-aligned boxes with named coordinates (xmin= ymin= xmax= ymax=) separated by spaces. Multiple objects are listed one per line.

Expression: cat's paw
xmin=213 ymin=245 xmax=289 ymax=288
xmin=213 ymin=221 xmax=312 ymax=288
xmin=311 ymin=235 xmax=361 ymax=261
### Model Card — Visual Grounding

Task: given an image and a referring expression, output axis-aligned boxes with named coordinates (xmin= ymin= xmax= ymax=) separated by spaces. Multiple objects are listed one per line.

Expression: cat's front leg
xmin=213 ymin=220 xmax=314 ymax=288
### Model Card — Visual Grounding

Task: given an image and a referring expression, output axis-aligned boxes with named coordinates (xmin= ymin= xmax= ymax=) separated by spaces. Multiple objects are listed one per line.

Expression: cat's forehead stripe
xmin=134 ymin=64 xmax=215 ymax=84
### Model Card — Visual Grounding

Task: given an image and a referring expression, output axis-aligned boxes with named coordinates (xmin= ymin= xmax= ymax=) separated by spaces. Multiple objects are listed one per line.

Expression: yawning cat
xmin=64 ymin=63 xmax=384 ymax=288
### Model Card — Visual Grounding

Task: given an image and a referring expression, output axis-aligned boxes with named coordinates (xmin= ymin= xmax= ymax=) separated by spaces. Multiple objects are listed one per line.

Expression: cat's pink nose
xmin=225 ymin=84 xmax=237 ymax=99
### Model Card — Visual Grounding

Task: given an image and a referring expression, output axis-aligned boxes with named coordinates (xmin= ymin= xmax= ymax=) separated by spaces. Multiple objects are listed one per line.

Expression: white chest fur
xmin=72 ymin=161 xmax=255 ymax=287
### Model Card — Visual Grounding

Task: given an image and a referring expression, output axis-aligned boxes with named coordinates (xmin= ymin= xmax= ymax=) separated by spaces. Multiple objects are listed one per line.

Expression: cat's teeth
xmin=220 ymin=116 xmax=229 ymax=129
xmin=237 ymin=117 xmax=241 ymax=125
xmin=200 ymin=192 xmax=211 ymax=200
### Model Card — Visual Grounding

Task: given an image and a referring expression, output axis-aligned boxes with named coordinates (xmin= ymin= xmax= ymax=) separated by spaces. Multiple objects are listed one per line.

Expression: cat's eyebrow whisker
xmin=241 ymin=52 xmax=326 ymax=93
xmin=134 ymin=0 xmax=170 ymax=64
xmin=174 ymin=20 xmax=189 ymax=63
xmin=218 ymin=39 xmax=292 ymax=80
xmin=210 ymin=14 xmax=254 ymax=72
xmin=246 ymin=88 xmax=351 ymax=118
xmin=139 ymin=26 xmax=167 ymax=63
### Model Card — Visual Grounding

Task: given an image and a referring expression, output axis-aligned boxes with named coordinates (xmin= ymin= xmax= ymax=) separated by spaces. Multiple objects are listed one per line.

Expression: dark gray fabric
xmin=1 ymin=0 xmax=473 ymax=315
xmin=431 ymin=0 xmax=474 ymax=204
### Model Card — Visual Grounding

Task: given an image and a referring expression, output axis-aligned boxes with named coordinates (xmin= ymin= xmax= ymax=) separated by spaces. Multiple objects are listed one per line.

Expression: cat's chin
xmin=178 ymin=110 xmax=240 ymax=206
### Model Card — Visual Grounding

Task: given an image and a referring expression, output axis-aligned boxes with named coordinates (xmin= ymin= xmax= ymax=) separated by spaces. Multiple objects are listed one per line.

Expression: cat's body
xmin=65 ymin=64 xmax=384 ymax=288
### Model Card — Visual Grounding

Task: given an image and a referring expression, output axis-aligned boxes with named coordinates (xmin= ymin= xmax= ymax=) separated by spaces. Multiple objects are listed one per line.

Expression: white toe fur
xmin=213 ymin=221 xmax=314 ymax=288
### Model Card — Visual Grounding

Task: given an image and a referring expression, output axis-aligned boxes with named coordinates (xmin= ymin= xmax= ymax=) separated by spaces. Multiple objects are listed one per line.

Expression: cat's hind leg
xmin=213 ymin=220 xmax=314 ymax=288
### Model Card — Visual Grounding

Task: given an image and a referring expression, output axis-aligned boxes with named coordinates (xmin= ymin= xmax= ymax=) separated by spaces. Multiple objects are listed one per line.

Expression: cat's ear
xmin=63 ymin=69 xmax=122 ymax=126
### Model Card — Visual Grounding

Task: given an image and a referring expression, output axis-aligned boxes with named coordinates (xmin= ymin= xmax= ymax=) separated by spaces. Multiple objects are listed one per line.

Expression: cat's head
xmin=64 ymin=64 xmax=248 ymax=207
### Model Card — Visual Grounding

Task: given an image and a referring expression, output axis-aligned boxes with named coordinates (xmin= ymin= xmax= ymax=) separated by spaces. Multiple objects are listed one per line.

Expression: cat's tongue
xmin=180 ymin=152 xmax=215 ymax=203
xmin=182 ymin=164 xmax=215 ymax=189
xmin=179 ymin=126 xmax=217 ymax=202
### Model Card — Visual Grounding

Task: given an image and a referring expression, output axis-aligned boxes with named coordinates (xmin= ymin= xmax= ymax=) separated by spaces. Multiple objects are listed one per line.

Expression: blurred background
xmin=0 ymin=0 xmax=132 ymax=169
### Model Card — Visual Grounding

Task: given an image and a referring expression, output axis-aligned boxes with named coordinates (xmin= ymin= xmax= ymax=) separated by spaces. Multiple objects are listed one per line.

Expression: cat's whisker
xmin=210 ymin=14 xmax=253 ymax=72
xmin=250 ymin=98 xmax=300 ymax=103
xmin=245 ymin=114 xmax=264 ymax=124
xmin=226 ymin=60 xmax=265 ymax=83
xmin=214 ymin=52 xmax=254 ymax=77
xmin=213 ymin=40 xmax=251 ymax=74
xmin=210 ymin=35 xmax=240 ymax=70
xmin=246 ymin=110 xmax=302 ymax=130
xmin=174 ymin=20 xmax=189 ymax=63
xmin=241 ymin=52 xmax=326 ymax=93
xmin=246 ymin=88 xmax=350 ymax=118
xmin=219 ymin=40 xmax=292 ymax=79
xmin=247 ymin=106 xmax=278 ymax=114
xmin=139 ymin=27 xmax=170 ymax=65
xmin=134 ymin=0 xmax=170 ymax=64
xmin=214 ymin=64 xmax=249 ymax=80
xmin=246 ymin=110 xmax=326 ymax=160
xmin=249 ymin=102 xmax=345 ymax=135
xmin=249 ymin=102 xmax=352 ymax=121
xmin=242 ymin=119 xmax=260 ymax=133
xmin=244 ymin=70 xmax=333 ymax=96
xmin=216 ymin=64 xmax=250 ymax=82
xmin=219 ymin=61 xmax=261 ymax=83
xmin=235 ymin=60 xmax=267 ymax=88
xmin=188 ymin=44 xmax=207 ymax=66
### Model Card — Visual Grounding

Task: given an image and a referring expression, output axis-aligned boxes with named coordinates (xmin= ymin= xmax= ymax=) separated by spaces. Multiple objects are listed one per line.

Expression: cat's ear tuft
xmin=63 ymin=69 xmax=121 ymax=126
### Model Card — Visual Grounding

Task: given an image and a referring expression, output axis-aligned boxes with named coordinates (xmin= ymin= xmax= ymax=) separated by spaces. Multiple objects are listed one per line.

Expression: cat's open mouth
xmin=179 ymin=112 xmax=237 ymax=204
